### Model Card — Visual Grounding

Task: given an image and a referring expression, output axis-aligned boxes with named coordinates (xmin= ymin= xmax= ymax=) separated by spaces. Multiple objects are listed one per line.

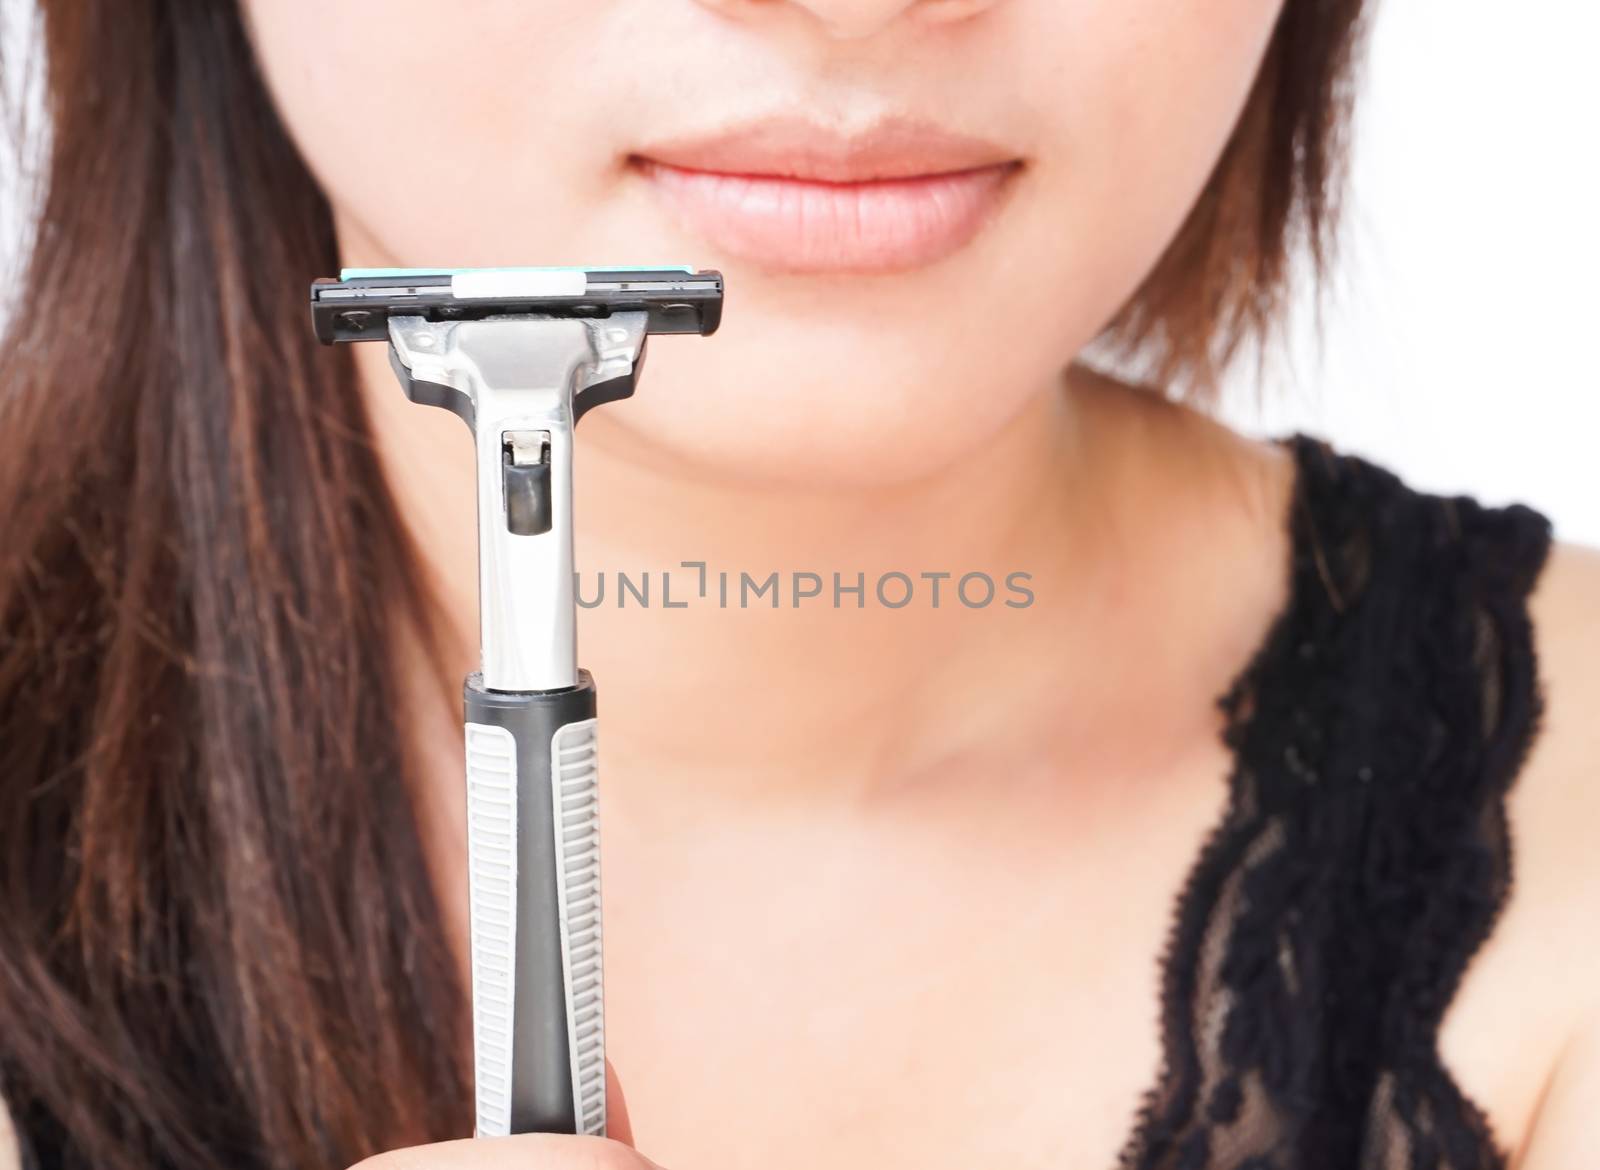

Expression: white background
xmin=1217 ymin=0 xmax=1599 ymax=546
xmin=3 ymin=0 xmax=1597 ymax=544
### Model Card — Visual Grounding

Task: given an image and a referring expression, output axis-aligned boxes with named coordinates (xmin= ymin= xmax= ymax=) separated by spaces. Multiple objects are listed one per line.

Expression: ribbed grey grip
xmin=549 ymin=719 xmax=605 ymax=1135
xmin=463 ymin=673 xmax=603 ymax=1137
xmin=463 ymin=720 xmax=519 ymax=1134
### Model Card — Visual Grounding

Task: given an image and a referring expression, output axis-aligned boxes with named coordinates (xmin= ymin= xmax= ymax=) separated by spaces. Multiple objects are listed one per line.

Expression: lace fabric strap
xmin=1121 ymin=435 xmax=1554 ymax=1170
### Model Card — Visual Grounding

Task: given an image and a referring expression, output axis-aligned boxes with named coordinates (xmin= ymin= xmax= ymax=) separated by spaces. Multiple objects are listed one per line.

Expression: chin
xmin=584 ymin=320 xmax=1058 ymax=489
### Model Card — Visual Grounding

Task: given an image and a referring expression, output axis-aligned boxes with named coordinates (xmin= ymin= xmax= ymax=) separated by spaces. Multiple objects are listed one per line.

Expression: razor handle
xmin=463 ymin=674 xmax=604 ymax=1137
xmin=375 ymin=314 xmax=647 ymax=1139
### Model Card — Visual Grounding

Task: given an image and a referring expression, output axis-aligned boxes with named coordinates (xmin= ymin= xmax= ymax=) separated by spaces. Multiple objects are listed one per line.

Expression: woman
xmin=0 ymin=1 xmax=1595 ymax=1168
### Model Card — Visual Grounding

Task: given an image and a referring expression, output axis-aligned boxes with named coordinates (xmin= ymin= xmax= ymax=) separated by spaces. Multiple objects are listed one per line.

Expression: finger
xmin=353 ymin=1060 xmax=641 ymax=1168
xmin=355 ymin=1133 xmax=658 ymax=1170
xmin=604 ymin=1057 xmax=635 ymax=1147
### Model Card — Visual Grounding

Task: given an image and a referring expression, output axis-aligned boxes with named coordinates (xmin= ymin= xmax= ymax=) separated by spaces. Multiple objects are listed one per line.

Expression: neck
xmin=359 ymin=333 xmax=1294 ymax=811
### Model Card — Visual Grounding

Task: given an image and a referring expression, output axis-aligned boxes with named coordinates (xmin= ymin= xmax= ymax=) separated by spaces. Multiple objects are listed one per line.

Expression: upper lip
xmin=630 ymin=113 xmax=1022 ymax=184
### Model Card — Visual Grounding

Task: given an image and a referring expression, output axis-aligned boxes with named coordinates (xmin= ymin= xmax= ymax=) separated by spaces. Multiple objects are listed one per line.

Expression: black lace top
xmin=1119 ymin=435 xmax=1553 ymax=1170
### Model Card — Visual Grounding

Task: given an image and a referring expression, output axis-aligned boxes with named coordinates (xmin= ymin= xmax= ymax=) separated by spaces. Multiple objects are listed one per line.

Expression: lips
xmin=629 ymin=115 xmax=1023 ymax=274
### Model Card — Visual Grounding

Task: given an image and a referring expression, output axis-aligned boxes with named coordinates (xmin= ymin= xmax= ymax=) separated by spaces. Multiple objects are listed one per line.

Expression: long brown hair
xmin=0 ymin=2 xmax=1365 ymax=1168
xmin=0 ymin=5 xmax=466 ymax=1169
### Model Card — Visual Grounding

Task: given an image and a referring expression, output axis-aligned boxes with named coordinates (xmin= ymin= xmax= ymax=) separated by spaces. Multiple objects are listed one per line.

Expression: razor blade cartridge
xmin=310 ymin=265 xmax=724 ymax=344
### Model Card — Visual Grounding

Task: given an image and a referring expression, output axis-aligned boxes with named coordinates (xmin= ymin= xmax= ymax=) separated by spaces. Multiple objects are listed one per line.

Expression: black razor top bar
xmin=310 ymin=267 xmax=724 ymax=344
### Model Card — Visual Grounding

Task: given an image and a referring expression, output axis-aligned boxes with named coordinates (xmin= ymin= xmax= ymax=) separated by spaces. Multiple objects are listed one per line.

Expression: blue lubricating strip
xmin=339 ymin=264 xmax=696 ymax=280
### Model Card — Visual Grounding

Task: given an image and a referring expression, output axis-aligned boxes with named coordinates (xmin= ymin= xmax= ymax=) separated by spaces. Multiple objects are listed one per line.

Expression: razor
xmin=310 ymin=265 xmax=725 ymax=1137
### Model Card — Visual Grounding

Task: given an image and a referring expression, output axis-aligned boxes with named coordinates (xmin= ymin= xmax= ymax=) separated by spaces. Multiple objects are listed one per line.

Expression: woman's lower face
xmin=238 ymin=5 xmax=1317 ymax=1160
xmin=244 ymin=0 xmax=1284 ymax=486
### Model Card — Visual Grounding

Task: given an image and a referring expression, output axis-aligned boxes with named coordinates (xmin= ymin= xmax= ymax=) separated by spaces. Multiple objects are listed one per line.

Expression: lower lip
xmin=632 ymin=158 xmax=1020 ymax=274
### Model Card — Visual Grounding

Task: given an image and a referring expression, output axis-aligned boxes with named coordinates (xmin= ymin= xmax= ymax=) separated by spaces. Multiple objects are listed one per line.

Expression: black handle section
xmin=465 ymin=672 xmax=598 ymax=1135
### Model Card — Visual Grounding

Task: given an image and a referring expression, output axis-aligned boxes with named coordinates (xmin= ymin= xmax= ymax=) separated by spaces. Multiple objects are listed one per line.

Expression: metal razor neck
xmin=387 ymin=313 xmax=649 ymax=693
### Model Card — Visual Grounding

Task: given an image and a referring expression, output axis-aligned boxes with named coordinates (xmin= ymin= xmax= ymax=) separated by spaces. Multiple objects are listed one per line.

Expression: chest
xmin=596 ymin=761 xmax=1227 ymax=1170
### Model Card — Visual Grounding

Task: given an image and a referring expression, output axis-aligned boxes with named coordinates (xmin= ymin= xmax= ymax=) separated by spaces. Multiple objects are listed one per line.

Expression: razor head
xmin=310 ymin=265 xmax=724 ymax=344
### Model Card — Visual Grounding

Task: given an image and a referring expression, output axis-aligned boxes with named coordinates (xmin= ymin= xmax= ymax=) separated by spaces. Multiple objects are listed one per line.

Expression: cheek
xmin=1000 ymin=0 xmax=1286 ymax=345
xmin=244 ymin=0 xmax=630 ymax=265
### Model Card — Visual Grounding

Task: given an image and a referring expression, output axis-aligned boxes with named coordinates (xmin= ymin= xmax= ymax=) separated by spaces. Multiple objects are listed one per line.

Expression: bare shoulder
xmin=1446 ymin=540 xmax=1600 ymax=1165
xmin=1442 ymin=540 xmax=1600 ymax=1159
xmin=1506 ymin=540 xmax=1600 ymax=1162
xmin=1518 ymin=540 xmax=1600 ymax=921
xmin=1512 ymin=542 xmax=1600 ymax=1007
